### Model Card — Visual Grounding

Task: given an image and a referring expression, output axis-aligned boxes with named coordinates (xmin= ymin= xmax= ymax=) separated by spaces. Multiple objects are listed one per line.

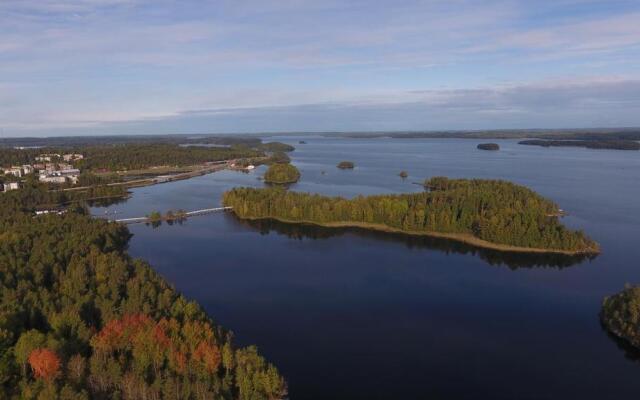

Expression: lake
xmin=91 ymin=137 xmax=640 ymax=399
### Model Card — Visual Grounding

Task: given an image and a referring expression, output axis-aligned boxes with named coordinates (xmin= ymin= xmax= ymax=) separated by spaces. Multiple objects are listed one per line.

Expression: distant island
xmin=223 ymin=177 xmax=599 ymax=254
xmin=601 ymin=285 xmax=640 ymax=349
xmin=477 ymin=143 xmax=500 ymax=151
xmin=264 ymin=163 xmax=301 ymax=184
xmin=337 ymin=161 xmax=355 ymax=169
xmin=519 ymin=139 xmax=640 ymax=150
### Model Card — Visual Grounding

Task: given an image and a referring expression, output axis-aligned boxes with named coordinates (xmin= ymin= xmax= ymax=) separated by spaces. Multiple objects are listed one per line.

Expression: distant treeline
xmin=322 ymin=128 xmax=640 ymax=141
xmin=0 ymin=141 xmax=299 ymax=172
xmin=0 ymin=176 xmax=285 ymax=398
xmin=518 ymin=139 xmax=640 ymax=150
xmin=223 ymin=177 xmax=599 ymax=253
xmin=0 ymin=134 xmax=264 ymax=148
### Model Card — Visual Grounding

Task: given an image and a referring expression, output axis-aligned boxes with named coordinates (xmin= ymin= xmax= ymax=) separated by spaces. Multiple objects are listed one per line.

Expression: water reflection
xmin=601 ymin=324 xmax=640 ymax=364
xmin=235 ymin=216 xmax=594 ymax=269
xmin=86 ymin=196 xmax=129 ymax=208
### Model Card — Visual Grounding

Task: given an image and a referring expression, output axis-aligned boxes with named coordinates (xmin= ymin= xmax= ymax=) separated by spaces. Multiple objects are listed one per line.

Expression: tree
xmin=28 ymin=348 xmax=60 ymax=381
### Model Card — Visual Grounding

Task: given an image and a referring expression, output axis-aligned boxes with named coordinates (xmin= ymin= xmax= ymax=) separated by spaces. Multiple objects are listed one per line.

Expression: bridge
xmin=113 ymin=206 xmax=233 ymax=224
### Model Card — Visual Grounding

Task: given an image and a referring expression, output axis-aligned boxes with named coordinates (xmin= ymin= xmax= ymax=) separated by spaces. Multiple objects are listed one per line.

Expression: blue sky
xmin=1 ymin=0 xmax=640 ymax=136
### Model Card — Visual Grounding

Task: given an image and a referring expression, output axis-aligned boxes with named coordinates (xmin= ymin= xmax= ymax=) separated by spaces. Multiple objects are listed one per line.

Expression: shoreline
xmin=233 ymin=214 xmax=600 ymax=255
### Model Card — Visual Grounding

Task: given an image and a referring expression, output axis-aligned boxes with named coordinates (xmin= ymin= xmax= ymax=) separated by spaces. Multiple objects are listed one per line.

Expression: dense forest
xmin=519 ymin=140 xmax=640 ymax=150
xmin=0 ymin=185 xmax=286 ymax=399
xmin=477 ymin=143 xmax=500 ymax=151
xmin=263 ymin=164 xmax=301 ymax=184
xmin=74 ymin=144 xmax=264 ymax=171
xmin=1 ymin=140 xmax=295 ymax=172
xmin=601 ymin=285 xmax=640 ymax=349
xmin=223 ymin=178 xmax=598 ymax=253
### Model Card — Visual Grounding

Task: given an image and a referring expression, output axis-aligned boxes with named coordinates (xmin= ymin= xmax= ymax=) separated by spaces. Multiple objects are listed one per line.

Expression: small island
xmin=264 ymin=163 xmax=301 ymax=184
xmin=223 ymin=177 xmax=599 ymax=254
xmin=399 ymin=171 xmax=408 ymax=178
xmin=601 ymin=285 xmax=640 ymax=349
xmin=337 ymin=161 xmax=355 ymax=169
xmin=519 ymin=139 xmax=640 ymax=150
xmin=477 ymin=143 xmax=500 ymax=151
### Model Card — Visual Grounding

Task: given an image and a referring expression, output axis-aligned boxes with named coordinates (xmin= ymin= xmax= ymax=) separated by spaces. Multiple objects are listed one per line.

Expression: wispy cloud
xmin=6 ymin=78 xmax=639 ymax=134
xmin=1 ymin=0 xmax=639 ymax=135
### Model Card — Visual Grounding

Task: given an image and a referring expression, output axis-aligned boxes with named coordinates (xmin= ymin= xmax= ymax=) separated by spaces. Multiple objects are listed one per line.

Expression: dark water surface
xmin=92 ymin=137 xmax=640 ymax=399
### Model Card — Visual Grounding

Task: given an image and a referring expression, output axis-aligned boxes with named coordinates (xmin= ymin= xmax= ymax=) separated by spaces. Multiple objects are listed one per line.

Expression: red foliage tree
xmin=194 ymin=342 xmax=221 ymax=373
xmin=28 ymin=348 xmax=61 ymax=381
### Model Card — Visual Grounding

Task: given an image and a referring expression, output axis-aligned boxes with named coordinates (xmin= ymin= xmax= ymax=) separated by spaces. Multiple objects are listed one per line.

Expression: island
xmin=264 ymin=163 xmax=301 ymax=184
xmin=223 ymin=177 xmax=599 ymax=255
xmin=519 ymin=139 xmax=640 ymax=150
xmin=399 ymin=171 xmax=408 ymax=178
xmin=477 ymin=143 xmax=500 ymax=151
xmin=337 ymin=161 xmax=355 ymax=169
xmin=601 ymin=285 xmax=640 ymax=349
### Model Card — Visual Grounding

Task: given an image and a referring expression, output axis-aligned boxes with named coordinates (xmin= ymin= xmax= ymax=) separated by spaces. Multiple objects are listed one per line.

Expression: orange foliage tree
xmin=28 ymin=349 xmax=60 ymax=381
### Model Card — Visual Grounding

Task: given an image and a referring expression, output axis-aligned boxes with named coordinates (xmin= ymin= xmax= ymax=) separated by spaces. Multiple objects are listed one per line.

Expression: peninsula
xmin=223 ymin=177 xmax=599 ymax=255
xmin=519 ymin=139 xmax=640 ymax=150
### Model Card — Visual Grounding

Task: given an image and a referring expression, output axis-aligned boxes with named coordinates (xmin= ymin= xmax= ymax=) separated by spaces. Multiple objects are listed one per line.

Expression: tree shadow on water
xmin=234 ymin=217 xmax=596 ymax=270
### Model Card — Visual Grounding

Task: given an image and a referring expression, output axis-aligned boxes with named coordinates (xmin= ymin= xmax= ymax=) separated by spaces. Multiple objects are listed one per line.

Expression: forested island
xmin=264 ymin=163 xmax=301 ymax=184
xmin=601 ymin=285 xmax=640 ymax=349
xmin=337 ymin=161 xmax=354 ymax=169
xmin=0 ymin=184 xmax=285 ymax=398
xmin=223 ymin=177 xmax=599 ymax=254
xmin=477 ymin=143 xmax=500 ymax=151
xmin=519 ymin=140 xmax=640 ymax=150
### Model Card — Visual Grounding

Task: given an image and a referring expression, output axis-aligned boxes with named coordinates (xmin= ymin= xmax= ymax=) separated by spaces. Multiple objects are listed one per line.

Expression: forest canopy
xmin=223 ymin=177 xmax=599 ymax=254
xmin=0 ymin=185 xmax=285 ymax=399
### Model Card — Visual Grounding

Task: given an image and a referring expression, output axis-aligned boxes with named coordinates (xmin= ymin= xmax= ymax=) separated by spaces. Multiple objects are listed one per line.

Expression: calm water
xmin=92 ymin=137 xmax=640 ymax=399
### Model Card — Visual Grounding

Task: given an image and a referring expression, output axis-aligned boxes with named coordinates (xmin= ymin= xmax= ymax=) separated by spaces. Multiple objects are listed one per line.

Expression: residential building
xmin=4 ymin=167 xmax=22 ymax=177
xmin=3 ymin=182 xmax=20 ymax=191
xmin=63 ymin=153 xmax=84 ymax=162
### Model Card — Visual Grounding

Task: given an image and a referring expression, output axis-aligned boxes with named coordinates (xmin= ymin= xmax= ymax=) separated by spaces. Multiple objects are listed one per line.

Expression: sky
xmin=1 ymin=0 xmax=640 ymax=136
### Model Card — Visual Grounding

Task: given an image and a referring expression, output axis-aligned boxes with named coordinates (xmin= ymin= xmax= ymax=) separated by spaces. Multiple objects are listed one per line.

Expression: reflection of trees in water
xmin=601 ymin=322 xmax=640 ymax=364
xmin=145 ymin=218 xmax=186 ymax=229
xmin=87 ymin=196 xmax=129 ymax=208
xmin=236 ymin=217 xmax=594 ymax=269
